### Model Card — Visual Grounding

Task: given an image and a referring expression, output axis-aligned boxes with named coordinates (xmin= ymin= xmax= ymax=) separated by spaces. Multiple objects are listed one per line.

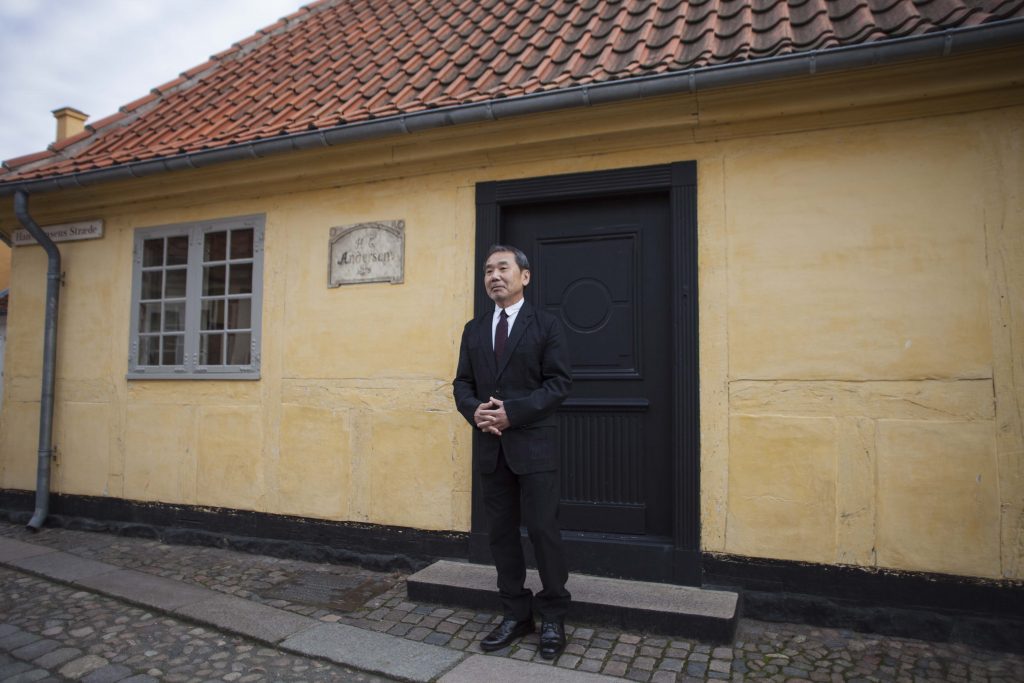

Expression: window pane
xmin=226 ymin=333 xmax=251 ymax=365
xmin=203 ymin=265 xmax=225 ymax=296
xmin=139 ymin=303 xmax=161 ymax=333
xmin=162 ymin=335 xmax=184 ymax=366
xmin=132 ymin=217 xmax=263 ymax=377
xmin=227 ymin=299 xmax=251 ymax=330
xmin=141 ymin=271 xmax=162 ymax=300
xmin=201 ymin=299 xmax=225 ymax=331
xmin=229 ymin=263 xmax=253 ymax=294
xmin=138 ymin=335 xmax=159 ymax=365
xmin=167 ymin=236 xmax=189 ymax=265
xmin=165 ymin=268 xmax=187 ymax=298
xmin=143 ymin=238 xmax=163 ymax=267
xmin=230 ymin=228 xmax=254 ymax=259
xmin=200 ymin=333 xmax=224 ymax=365
xmin=164 ymin=302 xmax=186 ymax=332
xmin=204 ymin=231 xmax=227 ymax=262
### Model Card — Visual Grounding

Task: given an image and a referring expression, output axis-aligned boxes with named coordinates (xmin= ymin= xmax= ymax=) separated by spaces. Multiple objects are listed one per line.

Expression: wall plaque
xmin=13 ymin=219 xmax=103 ymax=246
xmin=328 ymin=220 xmax=404 ymax=287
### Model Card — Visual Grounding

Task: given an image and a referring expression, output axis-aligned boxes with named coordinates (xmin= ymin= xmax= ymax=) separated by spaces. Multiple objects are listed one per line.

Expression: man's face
xmin=484 ymin=251 xmax=530 ymax=307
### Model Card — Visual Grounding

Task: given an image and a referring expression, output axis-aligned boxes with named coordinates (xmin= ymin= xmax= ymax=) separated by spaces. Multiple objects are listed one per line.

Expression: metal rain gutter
xmin=0 ymin=18 xmax=1022 ymax=197
xmin=13 ymin=190 xmax=61 ymax=531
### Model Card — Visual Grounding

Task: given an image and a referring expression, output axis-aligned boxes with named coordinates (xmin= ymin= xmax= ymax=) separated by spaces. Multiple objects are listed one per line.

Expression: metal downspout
xmin=13 ymin=190 xmax=60 ymax=531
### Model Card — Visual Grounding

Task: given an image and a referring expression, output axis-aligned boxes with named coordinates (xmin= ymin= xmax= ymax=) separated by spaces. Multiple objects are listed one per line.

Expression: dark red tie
xmin=495 ymin=309 xmax=508 ymax=361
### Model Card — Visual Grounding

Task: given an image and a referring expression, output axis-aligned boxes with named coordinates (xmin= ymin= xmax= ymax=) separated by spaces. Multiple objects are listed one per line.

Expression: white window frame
xmin=128 ymin=214 xmax=265 ymax=380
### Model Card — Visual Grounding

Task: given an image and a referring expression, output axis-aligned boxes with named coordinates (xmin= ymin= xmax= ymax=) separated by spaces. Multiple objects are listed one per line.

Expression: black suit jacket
xmin=453 ymin=300 xmax=572 ymax=475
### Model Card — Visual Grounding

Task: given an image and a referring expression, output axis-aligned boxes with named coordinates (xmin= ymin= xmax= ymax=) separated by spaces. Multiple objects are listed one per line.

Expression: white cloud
xmin=0 ymin=0 xmax=302 ymax=163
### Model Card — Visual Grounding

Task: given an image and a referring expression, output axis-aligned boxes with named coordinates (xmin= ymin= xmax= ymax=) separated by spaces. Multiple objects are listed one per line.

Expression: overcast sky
xmin=0 ymin=0 xmax=304 ymax=164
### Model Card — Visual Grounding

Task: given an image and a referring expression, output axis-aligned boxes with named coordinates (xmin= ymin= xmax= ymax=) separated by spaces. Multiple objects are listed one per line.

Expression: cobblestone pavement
xmin=0 ymin=568 xmax=392 ymax=683
xmin=2 ymin=521 xmax=1022 ymax=682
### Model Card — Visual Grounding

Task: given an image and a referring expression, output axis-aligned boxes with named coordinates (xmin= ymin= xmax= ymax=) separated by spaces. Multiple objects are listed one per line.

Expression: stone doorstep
xmin=407 ymin=560 xmax=740 ymax=644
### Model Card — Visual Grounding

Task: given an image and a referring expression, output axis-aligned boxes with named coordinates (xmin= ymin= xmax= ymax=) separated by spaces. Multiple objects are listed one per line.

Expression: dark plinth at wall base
xmin=704 ymin=553 xmax=1024 ymax=654
xmin=741 ymin=590 xmax=1024 ymax=654
xmin=673 ymin=548 xmax=702 ymax=585
xmin=408 ymin=560 xmax=739 ymax=644
xmin=702 ymin=552 xmax=1024 ymax=617
xmin=0 ymin=489 xmax=467 ymax=573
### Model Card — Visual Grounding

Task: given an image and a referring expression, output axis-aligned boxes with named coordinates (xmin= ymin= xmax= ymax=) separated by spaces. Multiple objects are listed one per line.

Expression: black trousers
xmin=480 ymin=446 xmax=571 ymax=622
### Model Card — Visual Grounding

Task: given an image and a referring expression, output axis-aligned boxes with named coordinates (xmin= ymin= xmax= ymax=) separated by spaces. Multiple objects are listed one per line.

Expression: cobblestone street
xmin=1 ymin=521 xmax=1021 ymax=682
xmin=0 ymin=569 xmax=389 ymax=682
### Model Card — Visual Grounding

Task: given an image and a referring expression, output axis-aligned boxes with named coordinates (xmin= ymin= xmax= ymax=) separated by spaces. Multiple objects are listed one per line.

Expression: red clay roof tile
xmin=85 ymin=112 xmax=129 ymax=132
xmin=2 ymin=149 xmax=56 ymax=171
xmin=119 ymin=92 xmax=160 ymax=113
xmin=4 ymin=0 xmax=1023 ymax=183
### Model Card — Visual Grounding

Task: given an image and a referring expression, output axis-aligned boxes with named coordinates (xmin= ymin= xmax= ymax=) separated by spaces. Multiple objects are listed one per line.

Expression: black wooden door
xmin=472 ymin=163 xmax=700 ymax=585
xmin=503 ymin=192 xmax=673 ymax=538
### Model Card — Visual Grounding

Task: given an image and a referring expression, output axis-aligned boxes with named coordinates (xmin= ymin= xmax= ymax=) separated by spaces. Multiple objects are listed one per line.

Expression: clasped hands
xmin=474 ymin=397 xmax=509 ymax=436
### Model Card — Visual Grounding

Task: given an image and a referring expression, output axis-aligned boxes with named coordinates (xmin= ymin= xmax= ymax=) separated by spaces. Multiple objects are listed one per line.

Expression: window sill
xmin=126 ymin=371 xmax=261 ymax=381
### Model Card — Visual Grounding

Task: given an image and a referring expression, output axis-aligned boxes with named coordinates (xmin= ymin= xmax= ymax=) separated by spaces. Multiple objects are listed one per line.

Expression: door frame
xmin=470 ymin=161 xmax=700 ymax=585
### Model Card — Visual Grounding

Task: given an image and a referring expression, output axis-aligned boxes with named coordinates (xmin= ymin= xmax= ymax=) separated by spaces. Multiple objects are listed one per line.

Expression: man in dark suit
xmin=453 ymin=244 xmax=573 ymax=659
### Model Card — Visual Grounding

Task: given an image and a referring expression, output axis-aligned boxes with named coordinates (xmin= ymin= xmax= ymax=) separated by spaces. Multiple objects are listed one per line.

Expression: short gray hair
xmin=486 ymin=244 xmax=530 ymax=271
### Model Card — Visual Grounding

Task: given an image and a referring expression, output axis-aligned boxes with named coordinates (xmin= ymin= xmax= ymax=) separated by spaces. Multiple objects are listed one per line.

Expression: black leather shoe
xmin=538 ymin=620 xmax=566 ymax=659
xmin=480 ymin=617 xmax=534 ymax=652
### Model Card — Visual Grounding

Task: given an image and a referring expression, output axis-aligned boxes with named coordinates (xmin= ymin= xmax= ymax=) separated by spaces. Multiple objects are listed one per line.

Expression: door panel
xmin=537 ymin=235 xmax=639 ymax=376
xmin=503 ymin=192 xmax=672 ymax=538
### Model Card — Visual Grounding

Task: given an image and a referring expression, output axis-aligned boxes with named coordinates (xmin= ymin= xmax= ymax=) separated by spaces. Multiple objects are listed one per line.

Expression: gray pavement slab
xmin=0 ymin=660 xmax=33 ymax=679
xmin=439 ymin=654 xmax=619 ymax=682
xmin=0 ymin=537 xmax=57 ymax=563
xmin=33 ymin=647 xmax=84 ymax=669
xmin=175 ymin=594 xmax=320 ymax=644
xmin=76 ymin=567 xmax=214 ymax=610
xmin=0 ymin=631 xmax=40 ymax=651
xmin=10 ymin=638 xmax=62 ymax=661
xmin=5 ymin=668 xmax=52 ymax=683
xmin=81 ymin=663 xmax=133 ymax=683
xmin=281 ymin=621 xmax=465 ymax=682
xmin=9 ymin=551 xmax=118 ymax=583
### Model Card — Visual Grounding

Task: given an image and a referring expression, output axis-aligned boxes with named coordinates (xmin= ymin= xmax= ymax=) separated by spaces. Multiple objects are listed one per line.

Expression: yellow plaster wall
xmin=123 ymin=403 xmax=195 ymax=503
xmin=716 ymin=109 xmax=1020 ymax=579
xmin=0 ymin=64 xmax=1021 ymax=581
xmin=727 ymin=416 xmax=837 ymax=564
xmin=54 ymin=402 xmax=112 ymax=497
xmin=196 ymin=406 xmax=264 ymax=510
xmin=277 ymin=404 xmax=351 ymax=520
xmin=0 ymin=242 xmax=10 ymax=291
xmin=876 ymin=420 xmax=1000 ymax=577
xmin=724 ymin=125 xmax=991 ymax=381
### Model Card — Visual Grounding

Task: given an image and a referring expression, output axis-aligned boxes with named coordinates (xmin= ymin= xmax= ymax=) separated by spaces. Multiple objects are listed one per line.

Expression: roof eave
xmin=2 ymin=18 xmax=1022 ymax=198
